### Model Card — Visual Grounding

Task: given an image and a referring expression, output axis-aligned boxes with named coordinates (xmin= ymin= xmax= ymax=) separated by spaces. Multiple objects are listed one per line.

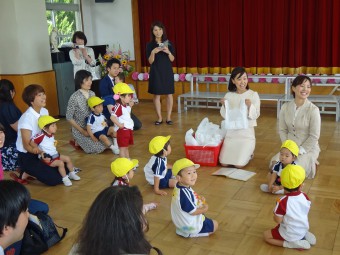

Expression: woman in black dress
xmin=146 ymin=21 xmax=175 ymax=125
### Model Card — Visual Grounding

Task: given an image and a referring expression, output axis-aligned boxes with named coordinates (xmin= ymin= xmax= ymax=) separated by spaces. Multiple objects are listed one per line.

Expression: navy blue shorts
xmin=199 ymin=217 xmax=214 ymax=234
xmin=159 ymin=169 xmax=173 ymax=189
xmin=93 ymin=127 xmax=109 ymax=139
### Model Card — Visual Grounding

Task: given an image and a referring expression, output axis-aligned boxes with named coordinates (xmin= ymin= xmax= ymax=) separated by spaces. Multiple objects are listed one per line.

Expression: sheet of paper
xmin=212 ymin=167 xmax=256 ymax=181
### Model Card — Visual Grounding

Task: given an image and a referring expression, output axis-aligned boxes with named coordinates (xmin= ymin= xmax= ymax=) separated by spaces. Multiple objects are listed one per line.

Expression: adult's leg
xmin=131 ymin=112 xmax=142 ymax=130
xmin=18 ymin=152 xmax=65 ymax=186
xmin=166 ymin=94 xmax=173 ymax=122
xmin=153 ymin=95 xmax=162 ymax=122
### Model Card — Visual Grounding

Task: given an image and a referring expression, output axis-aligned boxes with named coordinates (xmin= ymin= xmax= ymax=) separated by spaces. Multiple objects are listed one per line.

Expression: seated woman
xmin=0 ymin=79 xmax=22 ymax=171
xmin=69 ymin=185 xmax=162 ymax=255
xmin=270 ymin=75 xmax=321 ymax=178
xmin=66 ymin=70 xmax=107 ymax=154
xmin=14 ymin=84 xmax=69 ymax=185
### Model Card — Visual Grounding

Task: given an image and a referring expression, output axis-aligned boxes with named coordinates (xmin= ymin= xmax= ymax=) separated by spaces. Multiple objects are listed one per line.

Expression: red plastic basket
xmin=184 ymin=142 xmax=223 ymax=166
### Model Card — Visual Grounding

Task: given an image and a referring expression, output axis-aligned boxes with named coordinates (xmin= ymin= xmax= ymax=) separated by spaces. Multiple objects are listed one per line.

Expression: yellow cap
xmin=110 ymin=158 xmax=139 ymax=177
xmin=113 ymin=82 xmax=135 ymax=95
xmin=172 ymin=158 xmax=200 ymax=176
xmin=149 ymin=135 xmax=171 ymax=154
xmin=88 ymin=96 xmax=104 ymax=108
xmin=281 ymin=164 xmax=305 ymax=189
xmin=38 ymin=115 xmax=59 ymax=129
xmin=281 ymin=140 xmax=299 ymax=157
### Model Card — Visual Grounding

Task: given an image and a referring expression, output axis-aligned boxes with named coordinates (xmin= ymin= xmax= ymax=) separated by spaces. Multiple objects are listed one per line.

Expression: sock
xmin=113 ymin=138 xmax=118 ymax=147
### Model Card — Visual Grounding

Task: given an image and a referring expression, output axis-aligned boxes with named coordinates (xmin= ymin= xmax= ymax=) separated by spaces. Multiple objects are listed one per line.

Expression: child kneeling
xmin=31 ymin=116 xmax=80 ymax=186
xmin=171 ymin=158 xmax=218 ymax=238
xmin=263 ymin=164 xmax=316 ymax=250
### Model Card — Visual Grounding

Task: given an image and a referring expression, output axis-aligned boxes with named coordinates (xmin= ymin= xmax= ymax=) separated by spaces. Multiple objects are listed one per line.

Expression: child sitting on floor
xmin=86 ymin=96 xmax=119 ymax=154
xmin=144 ymin=135 xmax=177 ymax=196
xmin=261 ymin=140 xmax=299 ymax=194
xmin=30 ymin=116 xmax=80 ymax=186
xmin=111 ymin=157 xmax=157 ymax=214
xmin=263 ymin=164 xmax=316 ymax=250
xmin=110 ymin=83 xmax=135 ymax=158
xmin=171 ymin=158 xmax=218 ymax=238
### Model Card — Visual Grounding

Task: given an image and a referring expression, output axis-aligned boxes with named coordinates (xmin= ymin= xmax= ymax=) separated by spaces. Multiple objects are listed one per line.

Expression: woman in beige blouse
xmin=271 ymin=75 xmax=321 ymax=178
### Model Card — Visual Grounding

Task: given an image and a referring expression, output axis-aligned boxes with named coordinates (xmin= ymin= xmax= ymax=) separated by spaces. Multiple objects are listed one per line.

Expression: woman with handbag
xmin=219 ymin=67 xmax=261 ymax=168
xmin=69 ymin=186 xmax=162 ymax=255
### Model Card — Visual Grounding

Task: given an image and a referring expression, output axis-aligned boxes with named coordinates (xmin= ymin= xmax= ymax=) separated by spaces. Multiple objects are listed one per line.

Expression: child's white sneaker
xmin=110 ymin=144 xmax=120 ymax=155
xmin=283 ymin=240 xmax=311 ymax=249
xmin=304 ymin=231 xmax=316 ymax=245
xmin=260 ymin=184 xmax=269 ymax=192
xmin=69 ymin=171 xmax=80 ymax=181
xmin=273 ymin=189 xmax=284 ymax=195
xmin=62 ymin=176 xmax=72 ymax=186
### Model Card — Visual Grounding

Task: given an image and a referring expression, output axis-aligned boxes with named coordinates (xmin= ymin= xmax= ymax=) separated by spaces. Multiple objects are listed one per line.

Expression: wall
xmin=82 ymin=0 xmax=135 ymax=59
xmin=0 ymin=0 xmax=52 ymax=74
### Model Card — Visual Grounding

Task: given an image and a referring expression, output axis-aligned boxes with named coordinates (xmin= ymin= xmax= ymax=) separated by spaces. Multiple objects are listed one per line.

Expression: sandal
xmin=154 ymin=120 xmax=163 ymax=125
xmin=166 ymin=120 xmax=173 ymax=125
xmin=9 ymin=172 xmax=29 ymax=185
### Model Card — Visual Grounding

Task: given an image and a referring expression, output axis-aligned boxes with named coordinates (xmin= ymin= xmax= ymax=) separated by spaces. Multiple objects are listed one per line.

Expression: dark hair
xmin=228 ymin=67 xmax=249 ymax=92
xmin=0 ymin=122 xmax=4 ymax=132
xmin=291 ymin=75 xmax=312 ymax=98
xmin=150 ymin=21 xmax=168 ymax=42
xmin=72 ymin=31 xmax=87 ymax=45
xmin=0 ymin=79 xmax=15 ymax=103
xmin=0 ymin=180 xmax=30 ymax=236
xmin=116 ymin=72 xmax=126 ymax=82
xmin=155 ymin=141 xmax=170 ymax=157
xmin=75 ymin=70 xmax=92 ymax=90
xmin=283 ymin=186 xmax=300 ymax=192
xmin=106 ymin=58 xmax=121 ymax=70
xmin=76 ymin=186 xmax=154 ymax=255
xmin=22 ymin=84 xmax=45 ymax=106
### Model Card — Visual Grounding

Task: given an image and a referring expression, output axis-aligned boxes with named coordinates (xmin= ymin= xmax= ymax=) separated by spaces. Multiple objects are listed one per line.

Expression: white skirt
xmin=219 ymin=127 xmax=255 ymax=166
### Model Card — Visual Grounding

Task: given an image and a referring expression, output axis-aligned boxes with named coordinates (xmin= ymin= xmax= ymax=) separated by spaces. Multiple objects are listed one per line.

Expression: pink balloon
xmin=179 ymin=73 xmax=186 ymax=81
xmin=272 ymin=78 xmax=279 ymax=83
xmin=218 ymin=77 xmax=226 ymax=82
xmin=132 ymin=72 xmax=138 ymax=81
xmin=205 ymin=77 xmax=213 ymax=81
xmin=143 ymin=73 xmax=149 ymax=80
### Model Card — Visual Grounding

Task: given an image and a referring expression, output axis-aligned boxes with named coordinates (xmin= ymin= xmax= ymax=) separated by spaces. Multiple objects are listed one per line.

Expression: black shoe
xmin=154 ymin=120 xmax=163 ymax=125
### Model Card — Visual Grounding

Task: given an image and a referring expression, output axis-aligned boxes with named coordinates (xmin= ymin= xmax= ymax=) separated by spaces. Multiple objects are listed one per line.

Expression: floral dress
xmin=66 ymin=90 xmax=106 ymax=154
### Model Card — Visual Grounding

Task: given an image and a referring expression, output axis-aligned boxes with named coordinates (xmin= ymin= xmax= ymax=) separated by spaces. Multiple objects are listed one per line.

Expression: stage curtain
xmin=138 ymin=0 xmax=340 ymax=74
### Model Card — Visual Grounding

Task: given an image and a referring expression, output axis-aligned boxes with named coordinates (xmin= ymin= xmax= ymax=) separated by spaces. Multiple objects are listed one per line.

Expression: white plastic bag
xmin=185 ymin=129 xmax=199 ymax=146
xmin=223 ymin=99 xmax=248 ymax=130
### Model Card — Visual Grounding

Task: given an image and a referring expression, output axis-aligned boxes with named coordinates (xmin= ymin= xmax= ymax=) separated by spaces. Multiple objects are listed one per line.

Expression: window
xmin=46 ymin=0 xmax=82 ymax=47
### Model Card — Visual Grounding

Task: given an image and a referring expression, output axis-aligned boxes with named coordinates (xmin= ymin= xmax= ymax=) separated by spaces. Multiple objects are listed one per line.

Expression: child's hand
xmin=32 ymin=147 xmax=42 ymax=155
xmin=118 ymin=123 xmax=124 ymax=129
xmin=201 ymin=203 xmax=209 ymax=212
xmin=90 ymin=136 xmax=98 ymax=142
xmin=41 ymin=153 xmax=51 ymax=163
xmin=271 ymin=185 xmax=282 ymax=193
xmin=155 ymin=190 xmax=167 ymax=196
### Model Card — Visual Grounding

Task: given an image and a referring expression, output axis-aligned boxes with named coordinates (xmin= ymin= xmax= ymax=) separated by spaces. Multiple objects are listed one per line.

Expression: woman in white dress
xmin=219 ymin=67 xmax=261 ymax=168
xmin=69 ymin=31 xmax=96 ymax=77
xmin=270 ymin=75 xmax=320 ymax=178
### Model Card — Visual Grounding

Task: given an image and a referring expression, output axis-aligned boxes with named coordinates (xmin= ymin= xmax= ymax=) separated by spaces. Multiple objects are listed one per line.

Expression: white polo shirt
xmin=16 ymin=107 xmax=49 ymax=153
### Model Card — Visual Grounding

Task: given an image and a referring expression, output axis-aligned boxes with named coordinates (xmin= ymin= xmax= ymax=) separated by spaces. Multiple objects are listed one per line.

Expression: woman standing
xmin=219 ymin=67 xmax=261 ymax=168
xmin=271 ymin=75 xmax=320 ymax=178
xmin=69 ymin=31 xmax=96 ymax=77
xmin=147 ymin=21 xmax=175 ymax=125
xmin=66 ymin=70 xmax=106 ymax=154
xmin=0 ymin=79 xmax=21 ymax=171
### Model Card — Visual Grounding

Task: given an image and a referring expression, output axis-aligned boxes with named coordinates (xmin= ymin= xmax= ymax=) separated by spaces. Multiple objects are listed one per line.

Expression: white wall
xmin=0 ymin=0 xmax=52 ymax=74
xmin=82 ymin=0 xmax=135 ymax=59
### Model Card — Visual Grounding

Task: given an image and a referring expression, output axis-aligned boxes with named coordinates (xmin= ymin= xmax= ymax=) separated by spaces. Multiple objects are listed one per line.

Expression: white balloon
xmin=321 ymin=74 xmax=327 ymax=84
xmin=174 ymin=74 xmax=179 ymax=81
xmin=252 ymin=75 xmax=259 ymax=83
xmin=266 ymin=73 xmax=272 ymax=83
xmin=334 ymin=74 xmax=340 ymax=84
xmin=198 ymin=75 xmax=205 ymax=82
xmin=212 ymin=73 xmax=219 ymax=82
xmin=185 ymin=73 xmax=192 ymax=81
xmin=138 ymin=73 xmax=144 ymax=81
xmin=278 ymin=74 xmax=285 ymax=84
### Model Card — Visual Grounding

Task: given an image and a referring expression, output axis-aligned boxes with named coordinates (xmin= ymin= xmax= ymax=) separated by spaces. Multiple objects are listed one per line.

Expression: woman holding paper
xmin=219 ymin=67 xmax=260 ymax=168
xmin=270 ymin=75 xmax=320 ymax=179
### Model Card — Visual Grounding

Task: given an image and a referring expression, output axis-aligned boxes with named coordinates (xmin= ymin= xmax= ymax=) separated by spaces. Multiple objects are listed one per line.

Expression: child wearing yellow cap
xmin=144 ymin=135 xmax=177 ymax=195
xmin=110 ymin=83 xmax=135 ymax=158
xmin=111 ymin=157 xmax=157 ymax=214
xmin=30 ymin=115 xmax=80 ymax=186
xmin=264 ymin=164 xmax=316 ymax=250
xmin=86 ymin=96 xmax=119 ymax=154
xmin=261 ymin=140 xmax=299 ymax=194
xmin=171 ymin=158 xmax=218 ymax=238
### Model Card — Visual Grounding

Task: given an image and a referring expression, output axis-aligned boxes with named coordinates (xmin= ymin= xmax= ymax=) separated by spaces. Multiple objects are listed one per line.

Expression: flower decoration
xmin=98 ymin=44 xmax=134 ymax=78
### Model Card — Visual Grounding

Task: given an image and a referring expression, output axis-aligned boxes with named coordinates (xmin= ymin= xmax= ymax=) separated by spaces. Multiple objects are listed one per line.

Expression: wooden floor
xmin=4 ymin=101 xmax=340 ymax=255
